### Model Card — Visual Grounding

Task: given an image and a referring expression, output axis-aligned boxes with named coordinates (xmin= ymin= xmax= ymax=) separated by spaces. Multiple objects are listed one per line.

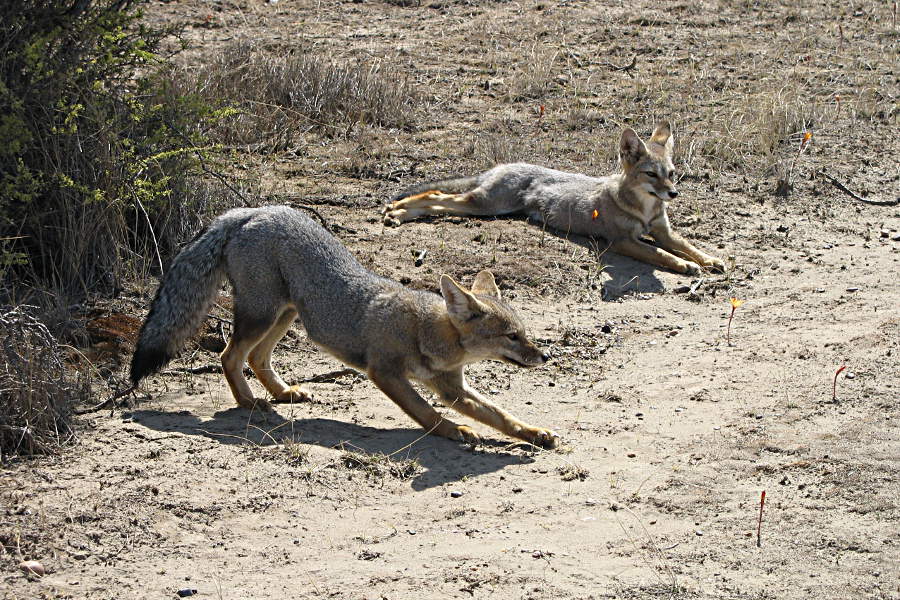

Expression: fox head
xmin=440 ymin=270 xmax=549 ymax=368
xmin=619 ymin=121 xmax=679 ymax=202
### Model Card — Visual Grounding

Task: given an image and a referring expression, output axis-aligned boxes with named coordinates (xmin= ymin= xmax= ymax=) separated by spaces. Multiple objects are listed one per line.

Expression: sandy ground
xmin=2 ymin=0 xmax=899 ymax=598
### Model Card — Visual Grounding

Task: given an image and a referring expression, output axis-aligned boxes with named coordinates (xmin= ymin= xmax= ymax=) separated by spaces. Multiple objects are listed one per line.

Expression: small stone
xmin=627 ymin=452 xmax=636 ymax=458
xmin=19 ymin=560 xmax=45 ymax=577
xmin=585 ymin=498 xmax=598 ymax=506
xmin=846 ymin=372 xmax=856 ymax=379
xmin=176 ymin=590 xmax=198 ymax=598
xmin=601 ymin=321 xmax=614 ymax=333
xmin=814 ymin=288 xmax=825 ymax=293
xmin=881 ymin=230 xmax=890 ymax=238
xmin=450 ymin=491 xmax=463 ymax=498
xmin=673 ymin=285 xmax=691 ymax=294
xmin=846 ymin=287 xmax=859 ymax=292
xmin=512 ymin=487 xmax=524 ymax=493
xmin=776 ymin=224 xmax=789 ymax=233
xmin=407 ymin=530 xmax=417 ymax=535
xmin=695 ymin=530 xmax=703 ymax=536
xmin=892 ymin=233 xmax=900 ymax=242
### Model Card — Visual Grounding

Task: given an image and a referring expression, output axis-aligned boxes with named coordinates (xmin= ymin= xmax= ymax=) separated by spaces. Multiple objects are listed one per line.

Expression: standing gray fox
xmin=130 ymin=206 xmax=558 ymax=448
xmin=384 ymin=121 xmax=725 ymax=275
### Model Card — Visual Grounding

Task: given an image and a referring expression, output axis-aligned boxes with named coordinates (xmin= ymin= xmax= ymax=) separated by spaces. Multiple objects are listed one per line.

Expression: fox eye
xmin=644 ymin=171 xmax=658 ymax=179
xmin=506 ymin=333 xmax=519 ymax=342
xmin=668 ymin=170 xmax=676 ymax=179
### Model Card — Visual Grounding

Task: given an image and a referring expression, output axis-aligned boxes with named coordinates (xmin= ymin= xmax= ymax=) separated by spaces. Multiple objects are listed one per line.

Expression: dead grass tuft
xmin=0 ymin=306 xmax=90 ymax=461
xmin=178 ymin=40 xmax=421 ymax=149
xmin=338 ymin=449 xmax=422 ymax=481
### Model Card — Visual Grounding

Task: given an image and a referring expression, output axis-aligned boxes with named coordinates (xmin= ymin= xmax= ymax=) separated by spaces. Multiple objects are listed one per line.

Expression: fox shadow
xmin=537 ymin=225 xmax=669 ymax=300
xmin=425 ymin=214 xmax=670 ymax=300
xmin=127 ymin=405 xmax=538 ymax=491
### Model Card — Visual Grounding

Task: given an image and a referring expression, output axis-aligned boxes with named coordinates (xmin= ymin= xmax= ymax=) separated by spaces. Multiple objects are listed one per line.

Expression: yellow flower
xmin=730 ymin=297 xmax=744 ymax=309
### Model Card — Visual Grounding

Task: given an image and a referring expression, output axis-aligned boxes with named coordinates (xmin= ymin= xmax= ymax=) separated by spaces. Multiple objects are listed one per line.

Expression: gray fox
xmin=384 ymin=122 xmax=725 ymax=275
xmin=130 ymin=206 xmax=558 ymax=448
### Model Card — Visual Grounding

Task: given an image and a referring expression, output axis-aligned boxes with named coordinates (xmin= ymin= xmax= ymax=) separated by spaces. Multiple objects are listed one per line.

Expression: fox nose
xmin=540 ymin=351 xmax=552 ymax=362
xmin=668 ymin=189 xmax=679 ymax=199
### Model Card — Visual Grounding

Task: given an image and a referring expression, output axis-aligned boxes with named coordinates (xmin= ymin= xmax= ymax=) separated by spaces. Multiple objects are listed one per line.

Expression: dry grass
xmin=177 ymin=40 xmax=421 ymax=150
xmin=337 ymin=448 xmax=422 ymax=481
xmin=0 ymin=306 xmax=90 ymax=461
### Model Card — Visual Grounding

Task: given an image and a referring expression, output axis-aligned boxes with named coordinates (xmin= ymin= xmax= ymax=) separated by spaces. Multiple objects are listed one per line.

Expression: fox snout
xmin=667 ymin=188 xmax=678 ymax=199
xmin=503 ymin=338 xmax=551 ymax=368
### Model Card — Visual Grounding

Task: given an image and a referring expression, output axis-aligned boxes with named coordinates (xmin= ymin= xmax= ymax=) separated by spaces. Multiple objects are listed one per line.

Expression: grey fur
xmin=129 ymin=206 xmax=558 ymax=447
xmin=383 ymin=123 xmax=726 ymax=275
xmin=130 ymin=209 xmax=257 ymax=384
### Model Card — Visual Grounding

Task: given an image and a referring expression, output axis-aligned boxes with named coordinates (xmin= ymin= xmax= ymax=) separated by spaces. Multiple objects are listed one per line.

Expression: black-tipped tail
xmin=129 ymin=343 xmax=171 ymax=386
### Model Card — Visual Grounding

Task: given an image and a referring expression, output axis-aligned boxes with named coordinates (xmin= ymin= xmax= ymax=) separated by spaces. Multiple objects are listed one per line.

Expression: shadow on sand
xmin=538 ymin=225 xmax=668 ymax=299
xmin=412 ymin=214 xmax=671 ymax=300
xmin=127 ymin=405 xmax=538 ymax=491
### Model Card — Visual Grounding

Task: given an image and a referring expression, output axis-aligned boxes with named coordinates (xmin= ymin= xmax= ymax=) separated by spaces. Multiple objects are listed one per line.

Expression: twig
xmin=832 ymin=365 xmax=846 ymax=401
xmin=818 ymin=170 xmax=899 ymax=206
xmin=597 ymin=55 xmax=637 ymax=77
xmin=757 ymin=490 xmax=766 ymax=548
xmin=287 ymin=202 xmax=331 ymax=230
xmin=301 ymin=367 xmax=362 ymax=384
xmin=163 ymin=118 xmax=251 ymax=207
xmin=689 ymin=277 xmax=705 ymax=296
xmin=133 ymin=193 xmax=163 ymax=274
xmin=75 ymin=384 xmax=137 ymax=415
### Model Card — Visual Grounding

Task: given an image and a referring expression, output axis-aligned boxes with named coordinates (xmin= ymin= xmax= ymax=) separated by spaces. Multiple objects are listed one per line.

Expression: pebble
xmin=695 ymin=530 xmax=704 ymax=536
xmin=19 ymin=560 xmax=45 ymax=577
xmin=846 ymin=372 xmax=856 ymax=379
xmin=846 ymin=287 xmax=860 ymax=292
xmin=814 ymin=288 xmax=825 ymax=293
xmin=176 ymin=591 xmax=198 ymax=599
xmin=893 ymin=234 xmax=900 ymax=242
xmin=673 ymin=285 xmax=691 ymax=294
xmin=450 ymin=490 xmax=463 ymax=498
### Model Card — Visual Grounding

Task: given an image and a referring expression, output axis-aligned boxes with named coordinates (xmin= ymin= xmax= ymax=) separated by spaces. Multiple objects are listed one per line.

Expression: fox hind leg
xmin=383 ymin=190 xmax=488 ymax=225
xmin=246 ymin=307 xmax=313 ymax=404
xmin=221 ymin=305 xmax=283 ymax=412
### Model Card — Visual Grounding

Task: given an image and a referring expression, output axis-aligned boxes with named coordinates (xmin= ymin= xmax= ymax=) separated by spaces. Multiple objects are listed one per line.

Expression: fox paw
xmin=383 ymin=209 xmax=404 ymax=227
xmin=680 ymin=261 xmax=702 ymax=276
xmin=455 ymin=425 xmax=482 ymax=446
xmin=522 ymin=427 xmax=559 ymax=449
xmin=236 ymin=396 xmax=274 ymax=412
xmin=274 ymin=385 xmax=313 ymax=403
xmin=702 ymin=256 xmax=727 ymax=273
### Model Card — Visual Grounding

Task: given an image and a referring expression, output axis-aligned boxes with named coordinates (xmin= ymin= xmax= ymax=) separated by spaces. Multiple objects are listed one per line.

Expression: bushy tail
xmin=129 ymin=212 xmax=250 ymax=386
xmin=391 ymin=175 xmax=479 ymax=203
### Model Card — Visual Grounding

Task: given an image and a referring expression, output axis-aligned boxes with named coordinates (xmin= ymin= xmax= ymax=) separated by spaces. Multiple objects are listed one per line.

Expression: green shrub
xmin=0 ymin=0 xmax=236 ymax=302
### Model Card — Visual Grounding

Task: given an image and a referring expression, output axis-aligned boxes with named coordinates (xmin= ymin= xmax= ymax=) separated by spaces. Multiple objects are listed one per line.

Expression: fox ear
xmin=470 ymin=270 xmax=501 ymax=300
xmin=650 ymin=121 xmax=674 ymax=154
xmin=441 ymin=274 xmax=485 ymax=322
xmin=619 ymin=128 xmax=648 ymax=167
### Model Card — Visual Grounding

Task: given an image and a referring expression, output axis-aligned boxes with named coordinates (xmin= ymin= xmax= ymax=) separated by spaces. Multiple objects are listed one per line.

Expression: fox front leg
xmin=427 ymin=372 xmax=560 ymax=449
xmin=368 ymin=369 xmax=482 ymax=445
